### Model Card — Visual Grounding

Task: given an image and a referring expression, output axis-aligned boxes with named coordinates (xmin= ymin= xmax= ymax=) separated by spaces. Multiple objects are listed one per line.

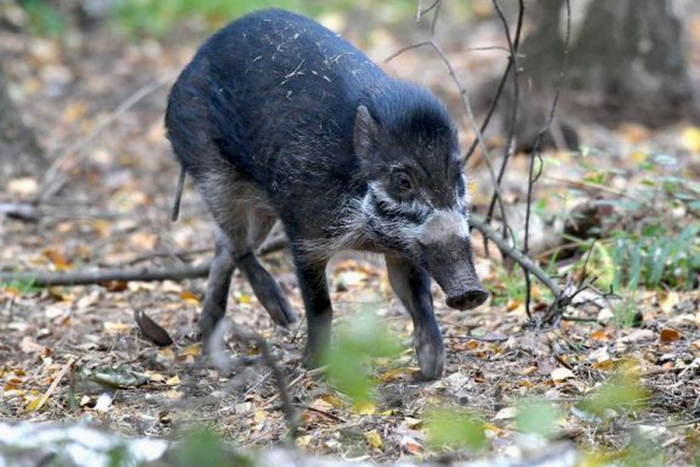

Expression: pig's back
xmin=166 ymin=9 xmax=386 ymax=190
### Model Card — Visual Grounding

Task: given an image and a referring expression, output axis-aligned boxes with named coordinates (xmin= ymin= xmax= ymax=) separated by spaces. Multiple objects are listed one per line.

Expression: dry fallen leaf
xmin=134 ymin=310 xmax=173 ymax=347
xmin=364 ymin=429 xmax=383 ymax=448
xmin=551 ymin=367 xmax=575 ymax=382
xmin=659 ymin=291 xmax=680 ymax=314
xmin=659 ymin=328 xmax=681 ymax=343
xmin=352 ymin=400 xmax=376 ymax=415
xmin=681 ymin=126 xmax=700 ymax=153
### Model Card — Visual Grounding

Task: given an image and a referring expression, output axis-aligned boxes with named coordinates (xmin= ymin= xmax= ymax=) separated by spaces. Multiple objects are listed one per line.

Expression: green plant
xmin=1 ymin=278 xmax=40 ymax=295
xmin=322 ymin=308 xmax=402 ymax=404
xmin=425 ymin=407 xmax=486 ymax=450
xmin=19 ymin=0 xmax=67 ymax=35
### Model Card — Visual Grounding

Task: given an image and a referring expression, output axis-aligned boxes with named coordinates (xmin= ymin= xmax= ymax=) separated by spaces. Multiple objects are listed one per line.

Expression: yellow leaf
xmin=103 ymin=322 xmax=131 ymax=333
xmin=519 ymin=366 xmax=538 ymax=376
xmin=164 ymin=389 xmax=183 ymax=400
xmin=180 ymin=345 xmax=201 ymax=357
xmin=365 ymin=429 xmax=383 ymax=448
xmin=157 ymin=348 xmax=176 ymax=361
xmin=238 ymin=294 xmax=252 ymax=304
xmin=310 ymin=397 xmax=335 ymax=412
xmin=296 ymin=435 xmax=313 ymax=447
xmin=352 ymin=400 xmax=376 ymax=415
xmin=43 ymin=248 xmax=70 ymax=271
xmin=376 ymin=367 xmax=408 ymax=383
xmin=254 ymin=409 xmax=267 ymax=423
xmin=62 ymin=101 xmax=87 ymax=123
xmin=320 ymin=393 xmax=344 ymax=408
xmin=629 ymin=151 xmax=647 ymax=164
xmin=166 ymin=375 xmax=181 ymax=386
xmin=149 ymin=373 xmax=165 ymax=382
xmin=180 ymin=290 xmax=200 ymax=305
xmin=26 ymin=397 xmax=42 ymax=411
xmin=659 ymin=291 xmax=679 ymax=314
xmin=483 ymin=422 xmax=503 ymax=436
xmin=681 ymin=126 xmax=700 ymax=153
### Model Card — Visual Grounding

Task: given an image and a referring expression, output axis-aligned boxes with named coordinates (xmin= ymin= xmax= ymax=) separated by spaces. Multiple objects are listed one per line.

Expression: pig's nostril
xmin=446 ymin=289 xmax=489 ymax=310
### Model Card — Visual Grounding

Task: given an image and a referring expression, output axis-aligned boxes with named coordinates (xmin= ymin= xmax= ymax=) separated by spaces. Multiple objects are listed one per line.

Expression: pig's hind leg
xmin=198 ymin=172 xmax=297 ymax=334
xmin=385 ymin=255 xmax=445 ymax=380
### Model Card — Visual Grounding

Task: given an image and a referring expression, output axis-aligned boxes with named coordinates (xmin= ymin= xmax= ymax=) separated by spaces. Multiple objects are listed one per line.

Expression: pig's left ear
xmin=353 ymin=105 xmax=379 ymax=161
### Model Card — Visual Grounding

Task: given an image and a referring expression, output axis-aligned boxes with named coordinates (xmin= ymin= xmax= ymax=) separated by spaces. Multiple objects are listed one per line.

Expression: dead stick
xmin=470 ymin=215 xmax=561 ymax=298
xmin=35 ymin=357 xmax=78 ymax=411
xmin=0 ymin=236 xmax=287 ymax=287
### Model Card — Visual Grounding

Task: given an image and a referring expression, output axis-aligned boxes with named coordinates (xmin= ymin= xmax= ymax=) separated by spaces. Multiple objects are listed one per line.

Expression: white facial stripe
xmin=368 ymin=182 xmax=432 ymax=219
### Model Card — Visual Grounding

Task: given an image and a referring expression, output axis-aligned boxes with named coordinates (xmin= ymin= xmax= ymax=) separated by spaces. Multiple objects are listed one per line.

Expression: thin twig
xmin=524 ymin=0 xmax=572 ymax=319
xmin=470 ymin=215 xmax=561 ymax=298
xmin=232 ymin=326 xmax=300 ymax=442
xmin=484 ymin=0 xmax=525 ymax=236
xmin=35 ymin=357 xmax=78 ymax=411
xmin=40 ymin=70 xmax=179 ymax=202
xmin=208 ymin=321 xmax=299 ymax=443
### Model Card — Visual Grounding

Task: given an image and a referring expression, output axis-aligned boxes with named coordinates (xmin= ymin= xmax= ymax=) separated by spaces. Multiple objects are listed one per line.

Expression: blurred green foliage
xmin=170 ymin=427 xmax=254 ymax=467
xmin=425 ymin=407 xmax=486 ymax=450
xmin=322 ymin=308 xmax=402 ymax=404
xmin=579 ymin=366 xmax=647 ymax=419
xmin=515 ymin=400 xmax=561 ymax=439
xmin=111 ymin=0 xmax=420 ymax=37
xmin=18 ymin=0 xmax=67 ymax=35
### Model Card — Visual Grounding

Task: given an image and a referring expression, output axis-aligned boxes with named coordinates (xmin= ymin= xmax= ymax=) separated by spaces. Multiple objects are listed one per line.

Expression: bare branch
xmin=524 ymin=0 xmax=572 ymax=318
xmin=208 ymin=320 xmax=300 ymax=443
xmin=40 ymin=70 xmax=179 ymax=202
xmin=0 ymin=235 xmax=288 ymax=287
xmin=470 ymin=216 xmax=561 ymax=298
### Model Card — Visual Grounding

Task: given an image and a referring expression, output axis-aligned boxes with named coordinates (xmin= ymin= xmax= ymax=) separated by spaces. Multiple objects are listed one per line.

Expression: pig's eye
xmin=391 ymin=171 xmax=414 ymax=198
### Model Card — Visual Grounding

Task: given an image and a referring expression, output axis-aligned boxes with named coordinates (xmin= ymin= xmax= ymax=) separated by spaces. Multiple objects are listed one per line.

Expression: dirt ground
xmin=2 ymin=7 xmax=700 ymax=465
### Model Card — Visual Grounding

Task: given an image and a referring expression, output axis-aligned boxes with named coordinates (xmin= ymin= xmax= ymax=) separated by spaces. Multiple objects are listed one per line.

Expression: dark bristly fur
xmin=165 ymin=9 xmax=487 ymax=380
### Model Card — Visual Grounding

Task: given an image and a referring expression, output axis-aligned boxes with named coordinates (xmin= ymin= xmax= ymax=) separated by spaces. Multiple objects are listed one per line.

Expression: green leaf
xmin=425 ymin=408 xmax=486 ymax=450
xmin=516 ymin=401 xmax=560 ymax=439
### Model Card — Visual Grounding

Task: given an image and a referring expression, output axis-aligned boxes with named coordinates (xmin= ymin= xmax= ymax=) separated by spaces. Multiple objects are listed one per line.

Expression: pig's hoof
xmin=416 ymin=340 xmax=445 ymax=380
xmin=265 ymin=299 xmax=298 ymax=326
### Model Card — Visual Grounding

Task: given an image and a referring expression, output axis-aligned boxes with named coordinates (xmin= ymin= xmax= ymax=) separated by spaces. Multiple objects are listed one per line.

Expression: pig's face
xmin=354 ymin=104 xmax=489 ymax=311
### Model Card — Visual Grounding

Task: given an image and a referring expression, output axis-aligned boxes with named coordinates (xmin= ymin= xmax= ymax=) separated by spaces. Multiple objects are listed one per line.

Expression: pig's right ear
xmin=353 ymin=105 xmax=379 ymax=161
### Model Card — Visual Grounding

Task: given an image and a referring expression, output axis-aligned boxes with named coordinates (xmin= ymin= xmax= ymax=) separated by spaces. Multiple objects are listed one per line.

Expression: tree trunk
xmin=0 ymin=64 xmax=45 ymax=185
xmin=520 ymin=0 xmax=696 ymax=128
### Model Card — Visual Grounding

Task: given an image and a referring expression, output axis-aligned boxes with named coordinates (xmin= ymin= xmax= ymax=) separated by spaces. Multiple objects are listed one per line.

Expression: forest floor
xmin=2 ymin=7 xmax=700 ymax=466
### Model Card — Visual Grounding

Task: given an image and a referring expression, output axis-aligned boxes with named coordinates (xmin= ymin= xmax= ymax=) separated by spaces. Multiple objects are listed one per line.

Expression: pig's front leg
xmin=293 ymin=254 xmax=333 ymax=369
xmin=385 ymin=255 xmax=445 ymax=380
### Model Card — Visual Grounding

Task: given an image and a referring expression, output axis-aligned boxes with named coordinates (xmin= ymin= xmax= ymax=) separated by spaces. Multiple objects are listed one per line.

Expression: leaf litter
xmin=1 ymin=8 xmax=700 ymax=467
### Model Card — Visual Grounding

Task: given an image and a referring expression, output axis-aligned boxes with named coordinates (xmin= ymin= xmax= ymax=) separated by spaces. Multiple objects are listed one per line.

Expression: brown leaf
xmin=659 ymin=328 xmax=681 ymax=343
xmin=100 ymin=280 xmax=128 ymax=292
xmin=134 ymin=310 xmax=173 ymax=347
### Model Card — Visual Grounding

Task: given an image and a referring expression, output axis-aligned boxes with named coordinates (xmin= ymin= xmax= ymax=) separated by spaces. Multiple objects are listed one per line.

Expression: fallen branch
xmin=0 ymin=236 xmax=287 ymax=287
xmin=470 ymin=215 xmax=561 ymax=299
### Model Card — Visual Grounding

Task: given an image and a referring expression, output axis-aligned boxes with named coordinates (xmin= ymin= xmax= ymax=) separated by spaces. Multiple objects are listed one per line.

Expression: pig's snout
xmin=417 ymin=211 xmax=488 ymax=311
xmin=446 ymin=288 xmax=489 ymax=311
